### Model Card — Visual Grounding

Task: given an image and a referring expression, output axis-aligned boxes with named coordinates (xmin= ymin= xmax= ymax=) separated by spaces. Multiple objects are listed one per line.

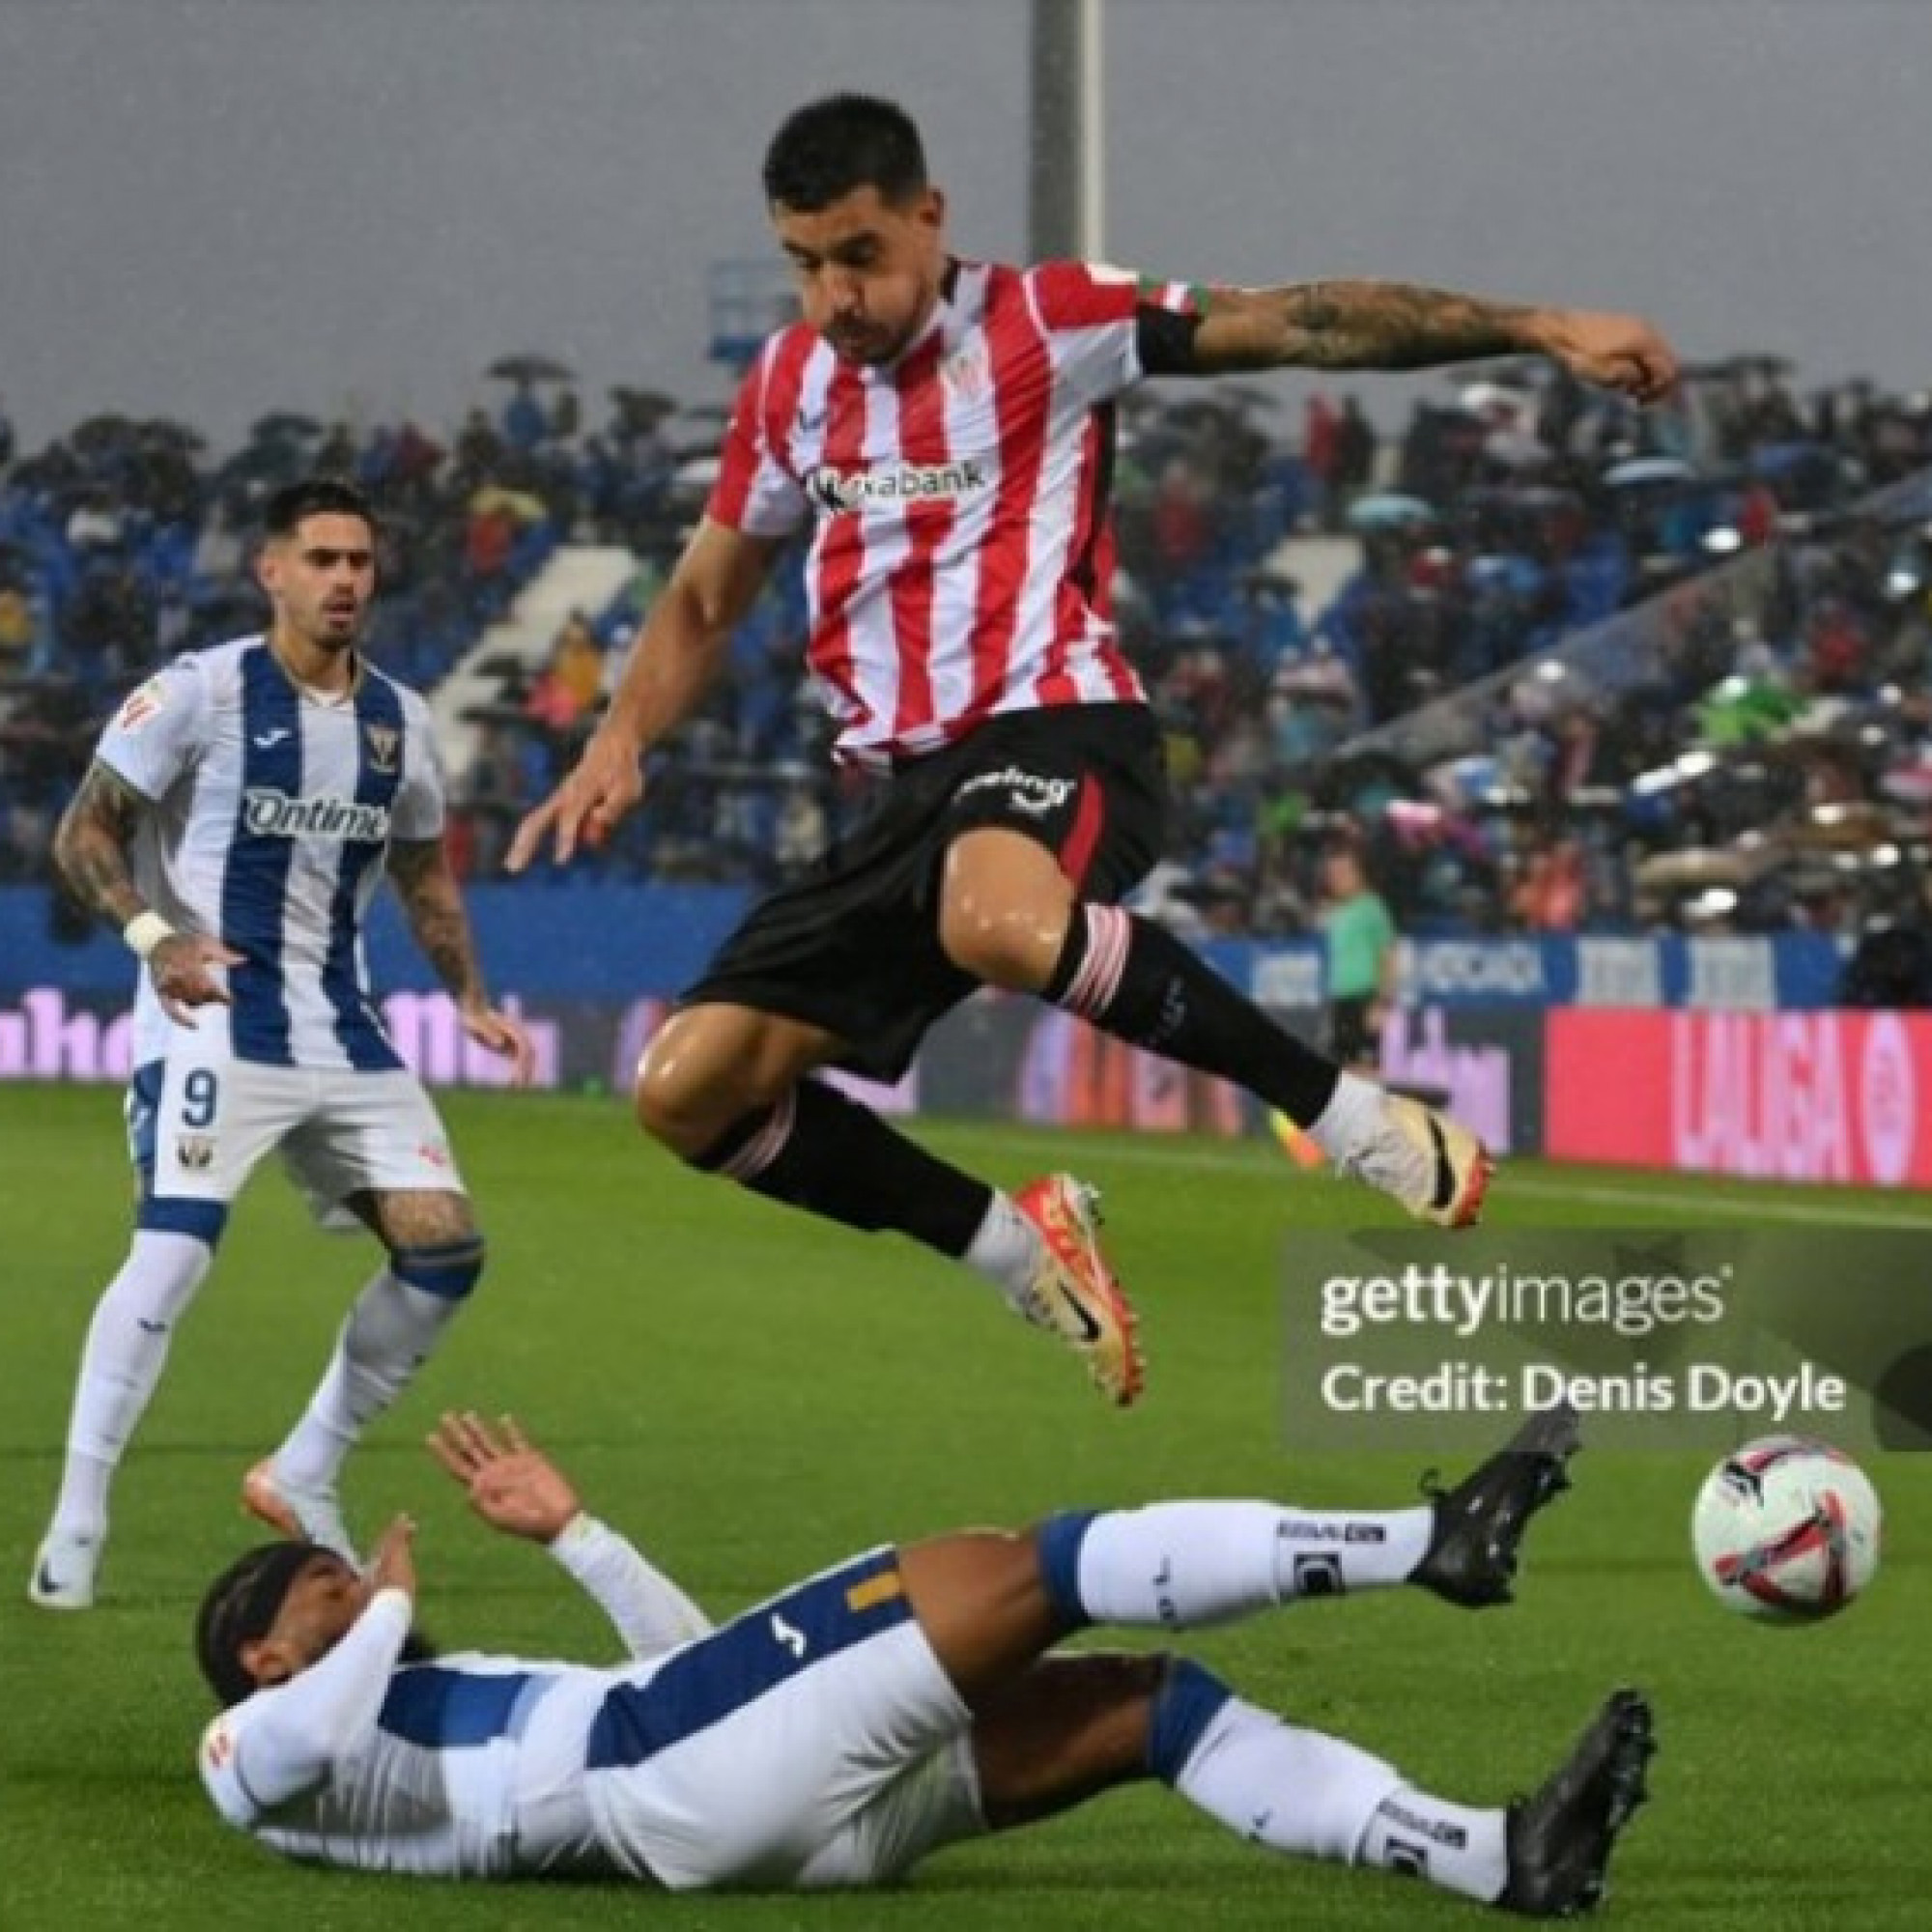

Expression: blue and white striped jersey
xmin=199 ymin=1520 xmax=716 ymax=1879
xmin=96 ymin=636 xmax=444 ymax=1071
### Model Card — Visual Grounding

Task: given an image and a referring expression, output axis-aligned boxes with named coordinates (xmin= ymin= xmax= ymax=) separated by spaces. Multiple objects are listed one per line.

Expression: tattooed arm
xmin=385 ymin=838 xmax=536 ymax=1082
xmin=54 ymin=759 xmax=241 ymax=1023
xmin=1190 ymin=281 xmax=1677 ymax=401
xmin=53 ymin=758 xmax=151 ymax=929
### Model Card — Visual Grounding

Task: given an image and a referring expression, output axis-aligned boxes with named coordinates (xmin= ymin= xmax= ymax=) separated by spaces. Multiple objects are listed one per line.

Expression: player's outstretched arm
xmin=384 ymin=838 xmax=535 ymax=1083
xmin=427 ymin=1411 xmax=712 ymax=1655
xmin=428 ymin=1411 xmax=581 ymax=1541
xmin=505 ymin=519 xmax=785 ymax=871
xmin=55 ymin=759 xmax=242 ymax=1025
xmin=1191 ymin=281 xmax=1677 ymax=403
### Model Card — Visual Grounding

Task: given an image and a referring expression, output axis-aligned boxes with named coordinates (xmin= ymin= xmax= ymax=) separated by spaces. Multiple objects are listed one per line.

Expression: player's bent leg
xmin=246 ymin=1189 xmax=483 ymax=1563
xmin=634 ymin=1003 xmax=838 ymax=1157
xmin=894 ymin=1406 xmax=1577 ymax=1658
xmin=30 ymin=1226 xmax=220 ymax=1610
xmin=968 ymin=1652 xmax=1166 ymax=1828
xmin=895 ymin=1529 xmax=1065 ymax=1707
xmin=936 ymin=827 xmax=1077 ymax=992
xmin=649 ymin=1004 xmax=1142 ymax=1403
xmin=979 ymin=839 xmax=1495 ymax=1228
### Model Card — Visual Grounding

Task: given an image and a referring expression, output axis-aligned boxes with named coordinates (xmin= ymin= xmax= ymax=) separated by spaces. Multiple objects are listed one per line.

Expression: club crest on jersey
xmin=176 ymin=1134 xmax=215 ymax=1171
xmin=805 ymin=458 xmax=991 ymax=516
xmin=242 ymin=788 xmax=392 ymax=841
xmin=940 ymin=341 xmax=990 ymax=401
xmin=363 ymin=722 xmax=401 ymax=775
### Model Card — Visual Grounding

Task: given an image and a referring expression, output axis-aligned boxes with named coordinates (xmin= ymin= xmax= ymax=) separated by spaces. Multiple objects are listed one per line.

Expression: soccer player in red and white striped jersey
xmin=511 ymin=94 xmax=1678 ymax=1406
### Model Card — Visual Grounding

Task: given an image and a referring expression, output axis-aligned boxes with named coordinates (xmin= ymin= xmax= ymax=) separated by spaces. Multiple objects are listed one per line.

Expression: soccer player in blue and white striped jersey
xmin=29 ymin=478 xmax=534 ymax=1610
xmin=192 ymin=1407 xmax=1652 ymax=1915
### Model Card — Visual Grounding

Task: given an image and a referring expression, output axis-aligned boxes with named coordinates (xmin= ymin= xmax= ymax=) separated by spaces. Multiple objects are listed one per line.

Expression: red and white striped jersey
xmin=708 ymin=258 xmax=1203 ymax=768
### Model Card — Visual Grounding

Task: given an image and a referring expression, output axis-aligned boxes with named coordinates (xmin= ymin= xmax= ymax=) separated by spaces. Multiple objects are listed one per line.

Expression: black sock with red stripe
xmin=1043 ymin=903 xmax=1341 ymax=1125
xmin=692 ymin=1077 xmax=992 ymax=1257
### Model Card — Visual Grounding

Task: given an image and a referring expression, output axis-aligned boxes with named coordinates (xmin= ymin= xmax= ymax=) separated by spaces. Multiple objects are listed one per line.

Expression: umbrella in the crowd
xmin=69 ymin=412 xmax=136 ymax=453
xmin=1603 ymin=455 xmax=1697 ymax=489
xmin=250 ymin=412 xmax=324 ymax=442
xmin=1345 ymin=491 xmax=1436 ymax=531
xmin=1634 ymin=847 xmax=1759 ymax=891
xmin=611 ymin=385 xmax=678 ymax=423
xmin=486 ymin=352 xmax=576 ymax=384
xmin=138 ymin=418 xmax=207 ymax=450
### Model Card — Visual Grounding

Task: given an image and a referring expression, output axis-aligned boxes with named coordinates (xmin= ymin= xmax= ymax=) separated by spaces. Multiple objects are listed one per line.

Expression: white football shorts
xmin=582 ymin=1548 xmax=985 ymax=1889
xmin=128 ymin=1053 xmax=468 ymax=1221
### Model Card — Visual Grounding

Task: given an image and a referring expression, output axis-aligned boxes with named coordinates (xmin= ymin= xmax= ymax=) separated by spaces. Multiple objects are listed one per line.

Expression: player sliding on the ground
xmin=195 ymin=1402 xmax=1652 ymax=1915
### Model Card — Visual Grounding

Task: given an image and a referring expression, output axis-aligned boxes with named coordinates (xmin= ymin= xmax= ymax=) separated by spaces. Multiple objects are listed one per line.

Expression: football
xmin=1690 ymin=1435 xmax=1883 ymax=1623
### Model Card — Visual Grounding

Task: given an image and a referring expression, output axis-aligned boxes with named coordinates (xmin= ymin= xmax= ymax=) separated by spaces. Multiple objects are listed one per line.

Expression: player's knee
xmin=389 ymin=1235 xmax=486 ymax=1300
xmin=635 ymin=1030 xmax=765 ymax=1156
xmin=120 ymin=1226 xmax=218 ymax=1319
xmin=936 ymin=896 xmax=1061 ymax=990
xmin=634 ymin=1051 xmax=709 ymax=1152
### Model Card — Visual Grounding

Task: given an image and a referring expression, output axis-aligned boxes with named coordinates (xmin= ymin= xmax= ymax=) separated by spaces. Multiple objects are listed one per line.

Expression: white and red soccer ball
xmin=1690 ymin=1435 xmax=1883 ymax=1623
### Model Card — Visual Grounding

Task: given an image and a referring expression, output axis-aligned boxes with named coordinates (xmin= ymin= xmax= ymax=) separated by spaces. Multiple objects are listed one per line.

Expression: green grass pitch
xmin=2 ymin=1083 xmax=1926 ymax=1929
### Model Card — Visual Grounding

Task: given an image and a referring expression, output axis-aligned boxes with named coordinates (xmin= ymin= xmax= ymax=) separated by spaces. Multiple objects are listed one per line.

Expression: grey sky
xmin=3 ymin=0 xmax=1928 ymax=449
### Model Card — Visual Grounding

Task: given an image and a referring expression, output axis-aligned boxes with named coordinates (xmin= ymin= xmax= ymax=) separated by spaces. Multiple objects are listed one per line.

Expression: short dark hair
xmin=194 ymin=1540 xmax=330 ymax=1706
xmin=262 ymin=476 xmax=379 ymax=541
xmin=762 ymin=93 xmax=928 ymax=212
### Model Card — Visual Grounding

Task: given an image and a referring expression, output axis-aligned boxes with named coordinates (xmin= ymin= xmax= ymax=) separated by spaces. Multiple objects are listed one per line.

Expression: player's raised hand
xmin=428 ymin=1410 xmax=582 ymax=1543
xmin=458 ymin=1001 xmax=538 ymax=1087
xmin=150 ymin=932 xmax=245 ymax=1028
xmin=1534 ymin=308 xmax=1679 ymax=405
xmin=505 ymin=726 xmax=646 ymax=872
xmin=366 ymin=1514 xmax=418 ymax=1602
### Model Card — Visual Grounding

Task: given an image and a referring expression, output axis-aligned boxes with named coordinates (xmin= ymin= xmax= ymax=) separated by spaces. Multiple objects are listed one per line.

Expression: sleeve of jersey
xmin=548 ymin=1513 xmax=713 ymax=1660
xmin=704 ymin=351 xmax=809 ymax=539
xmin=94 ymin=659 xmax=210 ymax=801
xmin=391 ymin=694 xmax=447 ymax=841
xmin=1027 ymin=261 xmax=1206 ymax=399
xmin=197 ymin=1588 xmax=414 ymax=1825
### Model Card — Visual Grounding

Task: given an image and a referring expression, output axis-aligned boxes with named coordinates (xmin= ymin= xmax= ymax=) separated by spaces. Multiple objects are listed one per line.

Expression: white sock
xmin=1174 ymin=1693 xmax=1403 ymax=1862
xmin=50 ymin=1231 xmax=213 ymax=1537
xmin=1069 ymin=1501 xmax=1435 ymax=1629
xmin=961 ymin=1190 xmax=1040 ymax=1310
xmin=272 ymin=1272 xmax=462 ymax=1490
xmin=1308 ymin=1069 xmax=1385 ymax=1160
xmin=1359 ymin=1785 xmax=1510 ymax=1902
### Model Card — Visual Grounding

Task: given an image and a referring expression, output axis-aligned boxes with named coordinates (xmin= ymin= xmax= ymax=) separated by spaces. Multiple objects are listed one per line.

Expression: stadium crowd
xmin=4 ymin=355 xmax=1930 ymax=952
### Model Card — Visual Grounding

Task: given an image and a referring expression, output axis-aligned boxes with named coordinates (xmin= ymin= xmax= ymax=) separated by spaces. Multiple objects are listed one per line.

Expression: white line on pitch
xmin=925 ymin=1123 xmax=1932 ymax=1230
